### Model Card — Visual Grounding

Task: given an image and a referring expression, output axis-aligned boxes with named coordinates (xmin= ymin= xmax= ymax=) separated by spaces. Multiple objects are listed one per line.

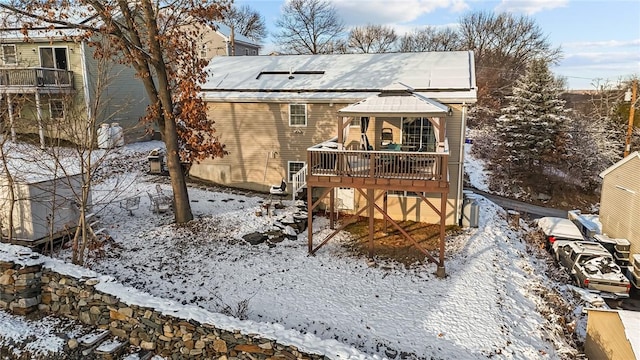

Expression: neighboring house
xmin=197 ymin=23 xmax=260 ymax=60
xmin=0 ymin=24 xmax=150 ymax=146
xmin=585 ymin=308 xmax=639 ymax=360
xmin=0 ymin=15 xmax=260 ymax=147
xmin=599 ymin=151 xmax=640 ymax=265
xmin=599 ymin=151 xmax=640 ymax=290
xmin=194 ymin=52 xmax=477 ymax=274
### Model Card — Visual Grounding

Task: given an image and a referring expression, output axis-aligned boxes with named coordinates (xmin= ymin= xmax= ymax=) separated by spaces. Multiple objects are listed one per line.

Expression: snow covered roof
xmin=599 ymin=151 xmax=640 ymax=178
xmin=537 ymin=217 xmax=584 ymax=240
xmin=215 ymin=23 xmax=260 ymax=48
xmin=619 ymin=310 xmax=640 ymax=356
xmin=338 ymin=89 xmax=449 ymax=117
xmin=587 ymin=309 xmax=640 ymax=356
xmin=201 ymin=51 xmax=477 ymax=103
xmin=0 ymin=7 xmax=98 ymax=40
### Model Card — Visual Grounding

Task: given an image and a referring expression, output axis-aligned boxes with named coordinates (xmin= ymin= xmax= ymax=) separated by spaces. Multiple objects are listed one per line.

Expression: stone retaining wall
xmin=0 ymin=259 xmax=324 ymax=359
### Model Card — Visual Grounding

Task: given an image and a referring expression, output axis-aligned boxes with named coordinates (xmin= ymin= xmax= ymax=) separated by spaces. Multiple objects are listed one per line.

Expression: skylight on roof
xmin=256 ymin=71 xmax=325 ymax=80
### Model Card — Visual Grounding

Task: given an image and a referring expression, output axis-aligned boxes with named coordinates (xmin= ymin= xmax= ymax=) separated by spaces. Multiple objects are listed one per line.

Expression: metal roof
xmin=201 ymin=51 xmax=477 ymax=103
xmin=338 ymin=90 xmax=449 ymax=117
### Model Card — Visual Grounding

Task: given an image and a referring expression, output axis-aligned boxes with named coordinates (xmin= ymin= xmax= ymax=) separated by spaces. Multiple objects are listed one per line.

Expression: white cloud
xmin=563 ymin=39 xmax=640 ymax=49
xmin=330 ymin=0 xmax=469 ymax=26
xmin=494 ymin=0 xmax=568 ymax=15
xmin=553 ymin=50 xmax=639 ymax=89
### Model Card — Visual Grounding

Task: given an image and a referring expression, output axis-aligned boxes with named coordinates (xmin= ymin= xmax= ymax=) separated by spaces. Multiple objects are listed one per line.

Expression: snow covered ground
xmin=0 ymin=140 xmax=581 ymax=359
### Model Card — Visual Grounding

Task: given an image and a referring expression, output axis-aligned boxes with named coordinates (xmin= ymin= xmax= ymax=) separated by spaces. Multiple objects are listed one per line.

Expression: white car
xmin=537 ymin=216 xmax=584 ymax=250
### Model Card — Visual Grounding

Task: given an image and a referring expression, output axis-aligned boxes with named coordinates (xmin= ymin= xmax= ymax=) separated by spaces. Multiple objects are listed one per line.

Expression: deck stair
xmin=291 ymin=164 xmax=308 ymax=200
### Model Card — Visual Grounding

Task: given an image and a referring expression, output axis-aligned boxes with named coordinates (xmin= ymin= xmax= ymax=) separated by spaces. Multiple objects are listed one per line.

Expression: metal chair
xmin=269 ymin=179 xmax=287 ymax=195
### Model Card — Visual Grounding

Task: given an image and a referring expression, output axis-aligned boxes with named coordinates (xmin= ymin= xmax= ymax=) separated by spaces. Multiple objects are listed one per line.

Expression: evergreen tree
xmin=496 ymin=59 xmax=569 ymax=177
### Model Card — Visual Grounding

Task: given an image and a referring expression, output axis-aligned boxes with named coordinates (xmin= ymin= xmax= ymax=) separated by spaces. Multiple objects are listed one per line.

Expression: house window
xmin=1 ymin=44 xmax=17 ymax=65
xmin=288 ymin=161 xmax=306 ymax=182
xmin=289 ymin=104 xmax=307 ymax=126
xmin=39 ymin=47 xmax=68 ymax=70
xmin=252 ymin=50 xmax=257 ymax=55
xmin=350 ymin=117 xmax=368 ymax=127
xmin=402 ymin=117 xmax=436 ymax=151
xmin=49 ymin=100 xmax=65 ymax=119
xmin=245 ymin=49 xmax=249 ymax=56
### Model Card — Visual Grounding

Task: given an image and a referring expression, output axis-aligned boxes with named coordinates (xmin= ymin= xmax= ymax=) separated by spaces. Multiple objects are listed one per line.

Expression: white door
xmin=336 ymin=188 xmax=355 ymax=210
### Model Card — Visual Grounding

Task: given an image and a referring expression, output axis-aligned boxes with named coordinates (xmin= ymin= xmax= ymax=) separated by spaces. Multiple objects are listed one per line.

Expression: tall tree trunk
xmin=140 ymin=0 xmax=193 ymax=223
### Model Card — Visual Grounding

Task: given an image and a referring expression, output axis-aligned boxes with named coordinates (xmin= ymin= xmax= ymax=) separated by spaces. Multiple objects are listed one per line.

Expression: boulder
xmin=242 ymin=232 xmax=267 ymax=245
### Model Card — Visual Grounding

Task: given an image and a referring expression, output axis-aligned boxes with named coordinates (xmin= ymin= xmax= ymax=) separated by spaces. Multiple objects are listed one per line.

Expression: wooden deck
xmin=306 ymin=148 xmax=449 ymax=192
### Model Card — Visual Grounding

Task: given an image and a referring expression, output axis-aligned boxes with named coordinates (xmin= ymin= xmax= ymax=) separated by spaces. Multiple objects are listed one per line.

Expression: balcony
xmin=0 ymin=68 xmax=74 ymax=93
xmin=306 ymin=141 xmax=449 ymax=192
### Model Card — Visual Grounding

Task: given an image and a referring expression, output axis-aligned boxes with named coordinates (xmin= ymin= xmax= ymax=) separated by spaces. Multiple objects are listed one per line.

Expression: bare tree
xmin=2 ymin=0 xmax=228 ymax=224
xmin=458 ymin=11 xmax=561 ymax=125
xmin=398 ymin=26 xmax=461 ymax=52
xmin=347 ymin=24 xmax=397 ymax=53
xmin=221 ymin=4 xmax=267 ymax=43
xmin=274 ymin=0 xmax=345 ymax=54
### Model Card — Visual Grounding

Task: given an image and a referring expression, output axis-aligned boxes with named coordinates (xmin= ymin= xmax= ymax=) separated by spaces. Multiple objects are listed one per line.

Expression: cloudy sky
xmin=237 ymin=0 xmax=640 ymax=90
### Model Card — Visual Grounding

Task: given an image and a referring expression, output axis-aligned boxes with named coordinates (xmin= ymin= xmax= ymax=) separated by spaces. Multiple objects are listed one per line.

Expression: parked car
xmin=555 ymin=241 xmax=630 ymax=299
xmin=537 ymin=216 xmax=584 ymax=250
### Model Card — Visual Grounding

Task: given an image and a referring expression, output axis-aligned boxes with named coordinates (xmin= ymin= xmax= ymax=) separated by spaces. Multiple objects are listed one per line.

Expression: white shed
xmin=0 ymin=171 xmax=87 ymax=246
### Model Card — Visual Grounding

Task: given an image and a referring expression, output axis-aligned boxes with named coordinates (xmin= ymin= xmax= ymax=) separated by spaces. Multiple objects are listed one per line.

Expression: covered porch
xmin=305 ymin=87 xmax=453 ymax=276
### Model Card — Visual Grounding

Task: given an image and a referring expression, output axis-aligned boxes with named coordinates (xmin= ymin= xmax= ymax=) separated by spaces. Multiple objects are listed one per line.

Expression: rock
xmin=79 ymin=311 xmax=92 ymax=324
xmin=213 ymin=339 xmax=227 ymax=353
xmin=102 ymin=295 xmax=118 ymax=305
xmin=68 ymin=339 xmax=79 ymax=350
xmin=184 ymin=339 xmax=194 ymax=349
xmin=140 ymin=341 xmax=156 ymax=350
xmin=0 ymin=274 xmax=14 ymax=285
xmin=537 ymin=193 xmax=552 ymax=201
xmin=242 ymin=232 xmax=267 ymax=245
xmin=195 ymin=340 xmax=205 ymax=349
xmin=118 ymin=307 xmax=133 ymax=318
xmin=234 ymin=344 xmax=274 ymax=355
xmin=17 ymin=297 xmax=40 ymax=308
xmin=85 ymin=278 xmax=100 ymax=286
xmin=129 ymin=337 xmax=140 ymax=346
xmin=110 ymin=309 xmax=128 ymax=321
xmin=110 ymin=327 xmax=127 ymax=339
xmin=258 ymin=342 xmax=273 ymax=350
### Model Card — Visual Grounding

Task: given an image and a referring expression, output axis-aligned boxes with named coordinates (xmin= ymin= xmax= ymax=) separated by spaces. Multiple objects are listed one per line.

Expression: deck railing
xmin=291 ymin=164 xmax=308 ymax=200
xmin=0 ymin=68 xmax=74 ymax=88
xmin=307 ymin=146 xmax=449 ymax=182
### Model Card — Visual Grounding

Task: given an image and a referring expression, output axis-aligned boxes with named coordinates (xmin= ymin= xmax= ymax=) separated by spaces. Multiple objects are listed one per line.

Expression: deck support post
xmin=367 ymin=188 xmax=375 ymax=259
xmin=329 ymin=188 xmax=335 ymax=229
xmin=383 ymin=191 xmax=388 ymax=233
xmin=307 ymin=184 xmax=313 ymax=253
xmin=437 ymin=192 xmax=447 ymax=278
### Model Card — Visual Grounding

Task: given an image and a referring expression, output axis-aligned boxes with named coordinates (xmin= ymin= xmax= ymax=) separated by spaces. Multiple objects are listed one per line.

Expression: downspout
xmin=455 ymin=102 xmax=468 ymax=223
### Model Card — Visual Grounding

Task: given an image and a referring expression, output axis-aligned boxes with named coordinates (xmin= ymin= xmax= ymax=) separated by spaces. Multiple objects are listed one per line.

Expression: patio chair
xmin=269 ymin=179 xmax=286 ymax=196
xmin=148 ymin=191 xmax=171 ymax=214
xmin=119 ymin=196 xmax=140 ymax=216
xmin=381 ymin=128 xmax=393 ymax=147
